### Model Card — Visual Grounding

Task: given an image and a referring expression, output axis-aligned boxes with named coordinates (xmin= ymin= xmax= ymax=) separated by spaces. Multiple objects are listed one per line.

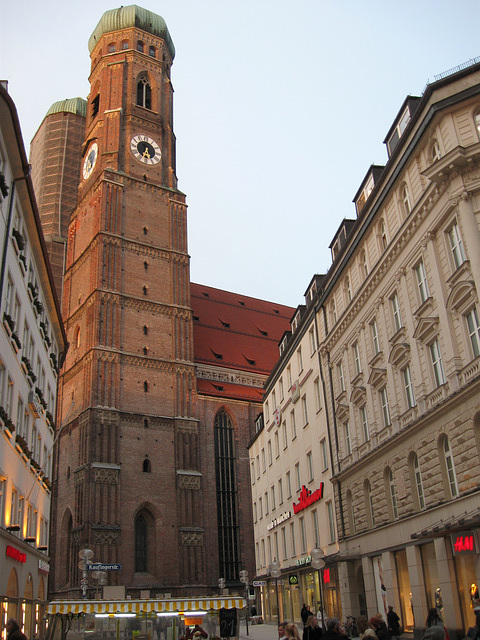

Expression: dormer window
xmin=387 ymin=106 xmax=411 ymax=156
xmin=356 ymin=173 xmax=375 ymax=215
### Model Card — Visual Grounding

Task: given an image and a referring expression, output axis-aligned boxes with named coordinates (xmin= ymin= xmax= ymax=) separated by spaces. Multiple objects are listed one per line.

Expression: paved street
xmin=238 ymin=619 xmax=276 ymax=640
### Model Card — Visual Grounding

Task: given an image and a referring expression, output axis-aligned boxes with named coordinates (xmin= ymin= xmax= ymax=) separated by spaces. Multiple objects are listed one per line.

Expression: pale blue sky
xmin=1 ymin=1 xmax=479 ymax=308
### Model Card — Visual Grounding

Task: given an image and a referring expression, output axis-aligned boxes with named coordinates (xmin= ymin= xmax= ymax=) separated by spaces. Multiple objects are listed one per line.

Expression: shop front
xmin=1 ymin=537 xmax=49 ymax=640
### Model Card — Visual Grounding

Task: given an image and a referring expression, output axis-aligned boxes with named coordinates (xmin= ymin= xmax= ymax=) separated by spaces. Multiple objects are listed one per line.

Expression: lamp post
xmin=310 ymin=549 xmax=326 ymax=631
xmin=240 ymin=570 xmax=249 ymax=636
xmin=269 ymin=560 xmax=281 ymax=623
xmin=92 ymin=570 xmax=107 ymax=599
xmin=78 ymin=548 xmax=93 ymax=598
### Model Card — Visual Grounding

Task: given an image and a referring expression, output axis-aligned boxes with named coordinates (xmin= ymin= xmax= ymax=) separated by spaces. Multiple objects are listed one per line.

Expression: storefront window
xmin=420 ymin=543 xmax=439 ymax=611
xmin=394 ymin=550 xmax=414 ymax=631
xmin=452 ymin=543 xmax=478 ymax=630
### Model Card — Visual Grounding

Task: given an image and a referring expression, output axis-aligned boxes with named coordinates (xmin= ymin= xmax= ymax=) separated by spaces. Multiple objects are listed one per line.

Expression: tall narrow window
xmin=295 ymin=462 xmax=301 ymax=491
xmin=337 ymin=361 xmax=345 ymax=392
xmin=271 ymin=485 xmax=276 ymax=510
xmin=353 ymin=342 xmax=361 ymax=375
xmin=365 ymin=480 xmax=375 ymax=528
xmin=415 ymin=260 xmax=430 ymax=304
xmin=345 ymin=276 xmax=352 ymax=303
xmin=278 ymin=478 xmax=283 ymax=504
xmin=314 ymin=378 xmax=321 ymax=412
xmin=137 ymin=77 xmax=152 ymax=109
xmin=300 ymin=517 xmax=306 ymax=553
xmin=274 ymin=431 xmax=280 ymax=457
xmin=360 ymin=250 xmax=369 ymax=279
xmin=371 ymin=319 xmax=380 ymax=354
xmin=402 ymin=183 xmax=412 ymax=215
xmin=301 ymin=396 xmax=308 ymax=426
xmin=466 ymin=308 xmax=480 ymax=357
xmin=360 ymin=406 xmax=369 ymax=442
xmin=286 ymin=471 xmax=292 ymax=498
xmin=430 ymin=339 xmax=446 ymax=387
xmin=448 ymin=221 xmax=466 ymax=269
xmin=327 ymin=501 xmax=336 ymax=543
xmin=388 ymin=468 xmax=398 ymax=519
xmin=297 ymin=347 xmax=303 ymax=374
xmin=282 ymin=421 xmax=288 ymax=449
xmin=443 ymin=436 xmax=458 ymax=498
xmin=290 ymin=410 xmax=296 ymax=440
xmin=403 ymin=365 xmax=415 ymax=408
xmin=391 ymin=292 xmax=403 ymax=332
xmin=413 ymin=454 xmax=425 ymax=510
xmin=312 ymin=509 xmax=320 ymax=548
xmin=135 ymin=514 xmax=148 ymax=572
xmin=290 ymin=522 xmax=296 ymax=556
xmin=344 ymin=422 xmax=352 ymax=455
xmin=379 ymin=219 xmax=388 ymax=250
xmin=309 ymin=328 xmax=316 ymax=355
xmin=380 ymin=388 xmax=391 ymax=427
xmin=281 ymin=527 xmax=287 ymax=560
xmin=214 ymin=410 xmax=240 ymax=580
xmin=306 ymin=451 xmax=314 ymax=482
xmin=321 ymin=439 xmax=328 ymax=470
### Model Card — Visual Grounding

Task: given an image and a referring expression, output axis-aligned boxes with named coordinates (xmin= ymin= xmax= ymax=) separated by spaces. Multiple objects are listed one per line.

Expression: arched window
xmin=135 ymin=514 xmax=148 ymax=572
xmin=121 ymin=40 xmax=129 ymax=50
xmin=143 ymin=325 xmax=148 ymax=335
xmin=137 ymin=77 xmax=152 ymax=110
xmin=214 ymin=410 xmax=240 ymax=581
xmin=143 ymin=346 xmax=148 ymax=355
xmin=143 ymin=458 xmax=151 ymax=473
xmin=359 ymin=249 xmax=368 ymax=280
xmin=412 ymin=453 xmax=425 ymax=510
xmin=440 ymin=435 xmax=458 ymax=498
xmin=144 ymin=260 xmax=149 ymax=270
xmin=144 ymin=380 xmax=149 ymax=393
xmin=402 ymin=183 xmax=412 ymax=215
xmin=385 ymin=467 xmax=398 ymax=520
xmin=378 ymin=219 xmax=388 ymax=251
xmin=143 ymin=285 xmax=148 ymax=295
xmin=149 ymin=46 xmax=156 ymax=57
xmin=346 ymin=489 xmax=356 ymax=535
xmin=74 ymin=325 xmax=81 ymax=349
xmin=108 ymin=43 xmax=116 ymax=53
xmin=137 ymin=41 xmax=144 ymax=53
xmin=364 ymin=480 xmax=375 ymax=528
xmin=344 ymin=276 xmax=352 ymax=303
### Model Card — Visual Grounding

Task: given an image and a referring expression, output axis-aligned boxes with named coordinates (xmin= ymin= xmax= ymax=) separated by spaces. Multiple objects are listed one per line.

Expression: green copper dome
xmin=88 ymin=5 xmax=175 ymax=60
xmin=45 ymin=98 xmax=87 ymax=118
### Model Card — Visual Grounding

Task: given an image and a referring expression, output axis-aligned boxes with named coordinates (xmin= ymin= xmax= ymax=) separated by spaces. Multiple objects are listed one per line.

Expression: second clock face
xmin=130 ymin=135 xmax=161 ymax=165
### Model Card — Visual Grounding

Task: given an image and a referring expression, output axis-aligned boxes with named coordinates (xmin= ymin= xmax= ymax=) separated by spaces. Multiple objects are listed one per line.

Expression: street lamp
xmin=269 ymin=560 xmax=281 ymax=623
xmin=240 ymin=570 xmax=249 ymax=636
xmin=92 ymin=570 xmax=107 ymax=599
xmin=310 ymin=548 xmax=326 ymax=631
xmin=78 ymin=548 xmax=93 ymax=598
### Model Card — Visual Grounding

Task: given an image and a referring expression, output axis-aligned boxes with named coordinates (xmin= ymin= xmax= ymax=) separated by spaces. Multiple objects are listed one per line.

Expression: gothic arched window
xmin=137 ymin=77 xmax=151 ymax=110
xmin=143 ymin=458 xmax=151 ymax=473
xmin=135 ymin=514 xmax=148 ymax=572
xmin=214 ymin=410 xmax=240 ymax=581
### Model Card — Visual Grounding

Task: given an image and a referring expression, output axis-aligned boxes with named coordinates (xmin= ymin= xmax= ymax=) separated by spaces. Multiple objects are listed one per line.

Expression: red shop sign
xmin=6 ymin=545 xmax=26 ymax=563
xmin=451 ymin=532 xmax=477 ymax=555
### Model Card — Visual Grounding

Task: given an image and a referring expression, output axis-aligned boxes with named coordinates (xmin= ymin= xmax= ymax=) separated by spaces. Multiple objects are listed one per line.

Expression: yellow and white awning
xmin=46 ymin=598 xmax=246 ymax=615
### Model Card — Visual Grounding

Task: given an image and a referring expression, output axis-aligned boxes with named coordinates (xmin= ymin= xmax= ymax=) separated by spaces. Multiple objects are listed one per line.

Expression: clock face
xmin=130 ymin=135 xmax=161 ymax=165
xmin=83 ymin=142 xmax=98 ymax=180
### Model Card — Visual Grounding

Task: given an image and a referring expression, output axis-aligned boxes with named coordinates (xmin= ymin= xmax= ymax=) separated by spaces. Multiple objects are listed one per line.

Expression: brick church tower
xmin=51 ymin=6 xmax=200 ymax=597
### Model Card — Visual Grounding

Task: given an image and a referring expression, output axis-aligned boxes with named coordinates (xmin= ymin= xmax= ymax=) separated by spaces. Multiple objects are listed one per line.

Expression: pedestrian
xmin=250 ymin=605 xmax=257 ymax=618
xmin=387 ymin=606 xmax=401 ymax=640
xmin=323 ymin=618 xmax=347 ymax=640
xmin=279 ymin=622 xmax=288 ymax=640
xmin=370 ymin=615 xmax=388 ymax=640
xmin=303 ymin=616 xmax=323 ymax=640
xmin=466 ymin=606 xmax=480 ymax=640
xmin=286 ymin=624 xmax=303 ymax=640
xmin=357 ymin=616 xmax=369 ymax=637
xmin=302 ymin=604 xmax=314 ymax=627
xmin=6 ymin=620 xmax=27 ymax=640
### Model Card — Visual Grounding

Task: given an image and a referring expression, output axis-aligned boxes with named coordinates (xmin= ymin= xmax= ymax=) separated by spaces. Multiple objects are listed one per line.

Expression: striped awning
xmin=46 ymin=598 xmax=245 ymax=615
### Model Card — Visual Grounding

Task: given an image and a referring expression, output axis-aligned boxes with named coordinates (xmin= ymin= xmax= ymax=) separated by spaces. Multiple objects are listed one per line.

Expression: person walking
xmin=303 ymin=616 xmax=323 ymax=640
xmin=286 ymin=624 xmax=303 ymax=640
xmin=387 ymin=606 xmax=401 ymax=640
xmin=323 ymin=618 xmax=347 ymax=640
xmin=302 ymin=605 xmax=314 ymax=627
xmin=6 ymin=620 xmax=27 ymax=640
xmin=279 ymin=622 xmax=288 ymax=640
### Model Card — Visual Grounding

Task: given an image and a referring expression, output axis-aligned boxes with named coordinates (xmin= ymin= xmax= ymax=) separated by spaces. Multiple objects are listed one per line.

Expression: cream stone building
xmin=314 ymin=59 xmax=480 ymax=638
xmin=0 ymin=83 xmax=66 ymax=638
xmin=249 ymin=275 xmax=340 ymax=624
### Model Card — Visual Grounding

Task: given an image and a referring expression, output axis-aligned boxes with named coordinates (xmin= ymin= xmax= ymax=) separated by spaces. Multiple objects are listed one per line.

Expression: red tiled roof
xmin=191 ymin=282 xmax=294 ymax=376
xmin=196 ymin=378 xmax=265 ymax=402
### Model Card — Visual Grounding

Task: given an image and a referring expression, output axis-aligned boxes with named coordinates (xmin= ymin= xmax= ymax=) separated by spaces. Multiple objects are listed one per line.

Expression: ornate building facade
xmin=314 ymin=60 xmax=480 ymax=638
